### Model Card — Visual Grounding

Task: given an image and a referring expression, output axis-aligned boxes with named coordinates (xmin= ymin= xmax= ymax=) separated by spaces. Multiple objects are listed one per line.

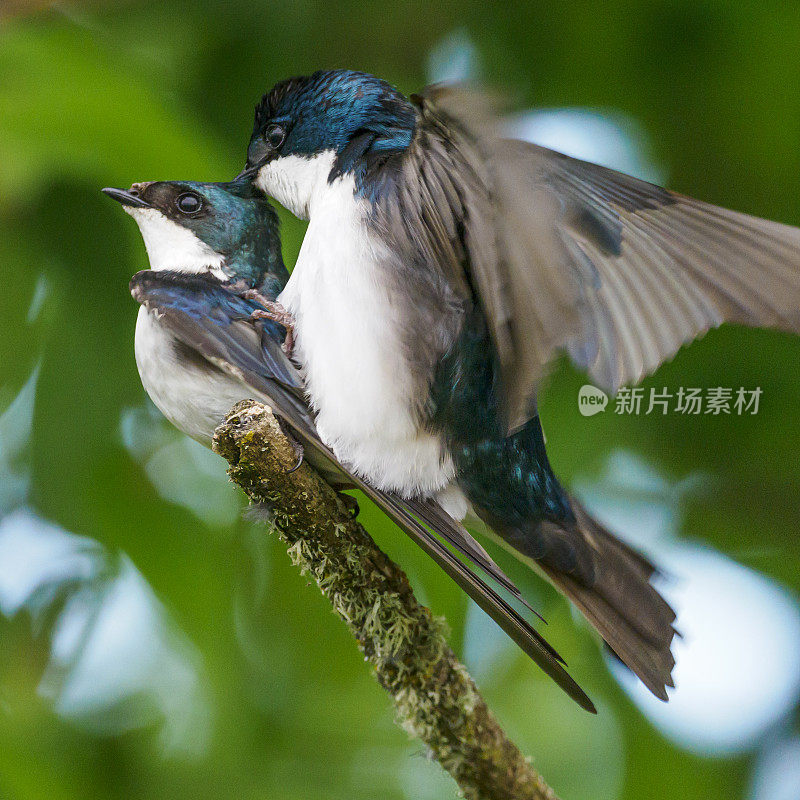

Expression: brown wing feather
xmin=408 ymin=88 xmax=800 ymax=427
xmin=524 ymin=146 xmax=800 ymax=392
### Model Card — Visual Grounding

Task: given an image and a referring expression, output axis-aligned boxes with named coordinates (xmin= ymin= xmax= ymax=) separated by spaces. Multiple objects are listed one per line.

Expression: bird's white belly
xmin=279 ymin=197 xmax=454 ymax=497
xmin=134 ymin=307 xmax=250 ymax=446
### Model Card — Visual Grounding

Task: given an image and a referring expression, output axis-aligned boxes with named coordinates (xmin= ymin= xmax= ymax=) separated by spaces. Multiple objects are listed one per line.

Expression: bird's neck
xmin=256 ymin=151 xmax=340 ymax=220
xmin=225 ymin=240 xmax=289 ymax=293
xmin=127 ymin=207 xmax=227 ymax=278
xmin=256 ymin=121 xmax=415 ymax=218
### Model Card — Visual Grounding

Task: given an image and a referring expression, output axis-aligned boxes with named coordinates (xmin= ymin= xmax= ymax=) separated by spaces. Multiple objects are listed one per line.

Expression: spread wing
xmin=395 ymin=87 xmax=800 ymax=429
xmin=129 ymin=270 xmax=595 ymax=711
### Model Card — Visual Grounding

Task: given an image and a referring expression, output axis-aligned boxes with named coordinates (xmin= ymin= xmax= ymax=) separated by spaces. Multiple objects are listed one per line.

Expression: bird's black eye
xmin=176 ymin=193 xmax=202 ymax=215
xmin=266 ymin=123 xmax=286 ymax=149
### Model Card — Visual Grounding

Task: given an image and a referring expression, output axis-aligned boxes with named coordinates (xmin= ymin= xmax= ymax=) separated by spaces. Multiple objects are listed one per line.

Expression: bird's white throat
xmin=254 ymin=151 xmax=338 ymax=220
xmin=125 ymin=207 xmax=226 ymax=277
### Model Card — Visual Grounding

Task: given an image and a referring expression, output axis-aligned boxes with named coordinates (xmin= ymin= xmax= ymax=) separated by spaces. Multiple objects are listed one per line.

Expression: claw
xmin=225 ymin=281 xmax=296 ymax=356
xmin=226 ymin=279 xmax=252 ymax=295
xmin=248 ymin=302 xmax=295 ymax=356
xmin=276 ymin=418 xmax=304 ymax=473
xmin=286 ymin=447 xmax=304 ymax=473
xmin=339 ymin=493 xmax=360 ymax=518
xmin=239 ymin=287 xmax=272 ymax=306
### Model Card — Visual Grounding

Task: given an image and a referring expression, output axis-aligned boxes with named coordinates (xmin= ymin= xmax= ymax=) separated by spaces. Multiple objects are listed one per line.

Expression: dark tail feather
xmin=537 ymin=500 xmax=677 ymax=700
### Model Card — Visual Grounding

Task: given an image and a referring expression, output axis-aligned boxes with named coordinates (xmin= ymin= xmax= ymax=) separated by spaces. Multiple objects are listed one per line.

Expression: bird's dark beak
xmin=101 ymin=186 xmax=152 ymax=208
xmin=235 ymin=136 xmax=271 ymax=181
xmin=235 ymin=164 xmax=261 ymax=181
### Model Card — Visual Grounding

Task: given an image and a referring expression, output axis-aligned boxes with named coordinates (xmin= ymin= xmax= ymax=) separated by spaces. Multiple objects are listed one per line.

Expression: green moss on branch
xmin=213 ymin=400 xmax=558 ymax=800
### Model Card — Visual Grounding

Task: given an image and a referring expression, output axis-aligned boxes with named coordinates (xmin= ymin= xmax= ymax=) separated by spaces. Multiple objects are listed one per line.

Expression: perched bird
xmin=102 ymin=179 xmax=596 ymax=709
xmin=240 ymin=69 xmax=800 ymax=704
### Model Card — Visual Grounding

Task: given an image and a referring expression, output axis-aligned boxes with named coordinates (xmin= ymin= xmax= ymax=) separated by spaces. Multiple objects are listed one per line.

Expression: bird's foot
xmin=248 ymin=301 xmax=295 ymax=356
xmin=236 ymin=286 xmax=271 ymax=306
xmin=275 ymin=418 xmax=304 ymax=473
xmin=226 ymin=279 xmax=252 ymax=295
xmin=338 ymin=493 xmax=360 ymax=519
xmin=226 ymin=281 xmax=295 ymax=356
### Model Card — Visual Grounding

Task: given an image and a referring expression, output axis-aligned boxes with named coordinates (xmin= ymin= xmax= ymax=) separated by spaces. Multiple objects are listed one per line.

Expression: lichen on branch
xmin=213 ymin=399 xmax=558 ymax=800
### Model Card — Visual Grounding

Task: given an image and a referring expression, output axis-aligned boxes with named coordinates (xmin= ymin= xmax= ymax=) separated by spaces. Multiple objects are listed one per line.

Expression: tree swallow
xmin=102 ymin=179 xmax=598 ymax=710
xmin=240 ymin=69 xmax=800 ymax=703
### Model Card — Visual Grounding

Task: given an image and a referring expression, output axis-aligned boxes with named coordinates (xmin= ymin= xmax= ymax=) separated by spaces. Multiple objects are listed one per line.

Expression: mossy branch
xmin=212 ymin=400 xmax=558 ymax=800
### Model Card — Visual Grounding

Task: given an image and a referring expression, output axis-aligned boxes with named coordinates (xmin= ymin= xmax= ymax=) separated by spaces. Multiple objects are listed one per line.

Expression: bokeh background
xmin=2 ymin=2 xmax=800 ymax=799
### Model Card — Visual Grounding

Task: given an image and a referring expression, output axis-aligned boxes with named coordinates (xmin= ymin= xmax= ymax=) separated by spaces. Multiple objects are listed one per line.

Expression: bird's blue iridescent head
xmin=103 ymin=179 xmax=287 ymax=293
xmin=242 ymin=70 xmax=417 ymax=212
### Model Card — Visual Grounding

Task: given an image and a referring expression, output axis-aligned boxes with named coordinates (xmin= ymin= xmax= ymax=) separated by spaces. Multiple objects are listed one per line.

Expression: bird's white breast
xmin=134 ymin=307 xmax=249 ymax=446
xmin=278 ymin=173 xmax=454 ymax=497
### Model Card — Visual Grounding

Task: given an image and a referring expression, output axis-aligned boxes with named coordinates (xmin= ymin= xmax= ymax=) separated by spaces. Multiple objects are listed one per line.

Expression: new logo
xmin=578 ymin=384 xmax=608 ymax=416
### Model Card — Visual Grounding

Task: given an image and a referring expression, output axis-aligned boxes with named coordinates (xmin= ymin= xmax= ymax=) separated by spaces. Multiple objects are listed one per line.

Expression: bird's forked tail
xmin=532 ymin=500 xmax=677 ymax=699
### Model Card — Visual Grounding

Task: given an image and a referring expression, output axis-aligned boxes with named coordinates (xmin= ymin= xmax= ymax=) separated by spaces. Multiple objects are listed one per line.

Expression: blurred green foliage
xmin=1 ymin=2 xmax=799 ymax=799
